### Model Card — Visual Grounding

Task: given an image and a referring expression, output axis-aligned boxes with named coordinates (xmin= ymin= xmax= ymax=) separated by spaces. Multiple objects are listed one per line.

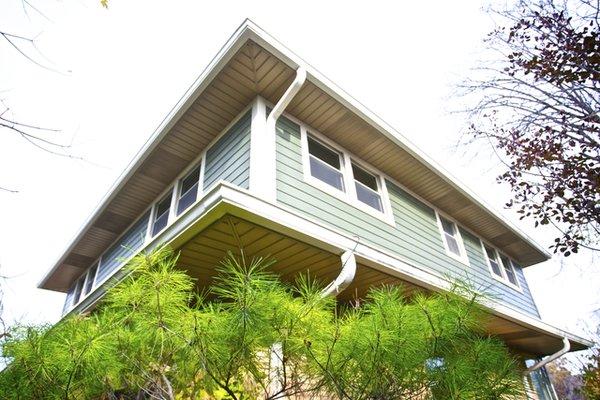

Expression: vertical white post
xmin=249 ymin=96 xmax=271 ymax=199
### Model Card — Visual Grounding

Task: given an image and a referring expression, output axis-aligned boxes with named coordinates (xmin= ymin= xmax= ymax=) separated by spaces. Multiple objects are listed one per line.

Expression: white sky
xmin=0 ymin=0 xmax=598 ymax=343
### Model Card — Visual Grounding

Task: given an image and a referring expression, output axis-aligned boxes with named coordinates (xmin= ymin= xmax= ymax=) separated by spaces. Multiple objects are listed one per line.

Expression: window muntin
xmin=307 ymin=136 xmax=345 ymax=192
xmin=439 ymin=216 xmax=463 ymax=258
xmin=352 ymin=163 xmax=383 ymax=212
xmin=152 ymin=194 xmax=172 ymax=236
xmin=177 ymin=165 xmax=200 ymax=215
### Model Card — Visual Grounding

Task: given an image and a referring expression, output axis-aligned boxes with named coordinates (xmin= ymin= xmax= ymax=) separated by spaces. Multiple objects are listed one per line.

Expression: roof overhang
xmin=40 ymin=19 xmax=550 ymax=292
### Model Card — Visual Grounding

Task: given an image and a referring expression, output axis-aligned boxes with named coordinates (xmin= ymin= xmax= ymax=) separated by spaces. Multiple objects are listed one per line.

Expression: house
xmin=38 ymin=20 xmax=591 ymax=399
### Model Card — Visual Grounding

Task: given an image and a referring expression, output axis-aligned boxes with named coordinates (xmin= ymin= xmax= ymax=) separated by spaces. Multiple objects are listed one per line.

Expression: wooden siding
xmin=204 ymin=111 xmax=251 ymax=190
xmin=275 ymin=115 xmax=541 ymax=318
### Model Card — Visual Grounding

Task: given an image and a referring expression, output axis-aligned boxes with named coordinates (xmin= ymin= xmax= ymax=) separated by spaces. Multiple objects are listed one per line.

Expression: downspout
xmin=321 ymin=250 xmax=357 ymax=297
xmin=524 ymin=336 xmax=570 ymax=375
xmin=263 ymin=67 xmax=307 ymax=202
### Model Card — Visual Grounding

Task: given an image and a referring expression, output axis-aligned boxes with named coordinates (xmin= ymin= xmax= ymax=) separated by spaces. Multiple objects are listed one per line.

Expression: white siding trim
xmin=249 ymin=96 xmax=270 ymax=199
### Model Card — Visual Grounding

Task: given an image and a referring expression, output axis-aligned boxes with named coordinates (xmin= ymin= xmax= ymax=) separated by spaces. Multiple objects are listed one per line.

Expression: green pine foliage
xmin=0 ymin=246 xmax=524 ymax=399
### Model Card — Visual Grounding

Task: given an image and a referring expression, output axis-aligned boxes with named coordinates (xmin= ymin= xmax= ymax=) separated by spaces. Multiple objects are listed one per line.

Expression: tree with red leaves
xmin=461 ymin=0 xmax=600 ymax=256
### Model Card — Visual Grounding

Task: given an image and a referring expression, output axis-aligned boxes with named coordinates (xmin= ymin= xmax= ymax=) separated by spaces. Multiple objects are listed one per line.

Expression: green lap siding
xmin=204 ymin=111 xmax=251 ymax=190
xmin=275 ymin=115 xmax=540 ymax=318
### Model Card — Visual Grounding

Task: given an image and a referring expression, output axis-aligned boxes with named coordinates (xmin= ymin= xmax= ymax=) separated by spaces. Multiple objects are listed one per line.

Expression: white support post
xmin=249 ymin=96 xmax=270 ymax=198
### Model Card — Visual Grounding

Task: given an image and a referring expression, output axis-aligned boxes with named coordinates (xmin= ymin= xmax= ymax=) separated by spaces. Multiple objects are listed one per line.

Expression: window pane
xmin=308 ymin=137 xmax=341 ymax=169
xmin=180 ymin=166 xmax=200 ymax=195
xmin=83 ymin=264 xmax=97 ymax=295
xmin=352 ymin=163 xmax=378 ymax=191
xmin=178 ymin=166 xmax=200 ymax=215
xmin=63 ymin=284 xmax=75 ymax=314
xmin=355 ymin=182 xmax=383 ymax=211
xmin=500 ymin=255 xmax=519 ymax=285
xmin=485 ymin=246 xmax=503 ymax=276
xmin=72 ymin=277 xmax=84 ymax=305
xmin=445 ymin=234 xmax=461 ymax=256
xmin=309 ymin=156 xmax=345 ymax=191
xmin=152 ymin=195 xmax=172 ymax=236
xmin=440 ymin=217 xmax=456 ymax=236
xmin=177 ymin=183 xmax=198 ymax=215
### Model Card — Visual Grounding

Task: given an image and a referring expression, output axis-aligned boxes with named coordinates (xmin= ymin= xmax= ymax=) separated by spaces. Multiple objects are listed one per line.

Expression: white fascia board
xmin=241 ymin=20 xmax=551 ymax=262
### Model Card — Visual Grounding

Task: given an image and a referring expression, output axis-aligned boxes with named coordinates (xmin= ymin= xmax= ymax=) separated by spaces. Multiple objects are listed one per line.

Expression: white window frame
xmin=175 ymin=162 xmax=202 ymax=216
xmin=481 ymin=240 xmax=522 ymax=291
xmin=435 ymin=211 xmax=470 ymax=266
xmin=300 ymin=126 xmax=395 ymax=225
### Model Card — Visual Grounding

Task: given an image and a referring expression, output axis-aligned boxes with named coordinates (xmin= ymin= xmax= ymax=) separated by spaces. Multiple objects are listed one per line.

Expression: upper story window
xmin=152 ymin=193 xmax=172 ymax=236
xmin=301 ymin=129 xmax=394 ymax=224
xmin=307 ymin=136 xmax=345 ymax=192
xmin=436 ymin=213 xmax=469 ymax=264
xmin=482 ymin=242 xmax=521 ymax=290
xmin=352 ymin=162 xmax=383 ymax=212
xmin=177 ymin=165 xmax=201 ymax=215
xmin=83 ymin=263 xmax=97 ymax=296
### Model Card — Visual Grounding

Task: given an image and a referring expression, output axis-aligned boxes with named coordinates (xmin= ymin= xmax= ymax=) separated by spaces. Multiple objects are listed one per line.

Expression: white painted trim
xmin=480 ymin=239 xmax=523 ymax=293
xmin=434 ymin=210 xmax=470 ymax=266
xmin=249 ymin=96 xmax=268 ymax=196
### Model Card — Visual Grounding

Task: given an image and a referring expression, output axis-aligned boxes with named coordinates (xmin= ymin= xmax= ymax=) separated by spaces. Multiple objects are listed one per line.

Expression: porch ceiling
xmin=175 ymin=214 xmax=581 ymax=357
xmin=42 ymin=23 xmax=548 ymax=292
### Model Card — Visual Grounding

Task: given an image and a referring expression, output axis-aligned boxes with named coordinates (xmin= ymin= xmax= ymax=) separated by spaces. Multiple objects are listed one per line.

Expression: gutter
xmin=321 ymin=250 xmax=357 ymax=297
xmin=524 ymin=336 xmax=570 ymax=375
xmin=263 ymin=67 xmax=307 ymax=202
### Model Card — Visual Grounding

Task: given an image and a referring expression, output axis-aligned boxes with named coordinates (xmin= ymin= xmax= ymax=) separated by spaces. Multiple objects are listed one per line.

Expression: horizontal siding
xmin=275 ymin=116 xmax=540 ymax=318
xmin=96 ymin=211 xmax=150 ymax=283
xmin=204 ymin=110 xmax=251 ymax=190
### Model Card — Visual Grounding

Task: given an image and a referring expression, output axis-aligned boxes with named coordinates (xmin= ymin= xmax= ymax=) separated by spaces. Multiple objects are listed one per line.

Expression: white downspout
xmin=321 ymin=250 xmax=357 ymax=297
xmin=524 ymin=336 xmax=570 ymax=375
xmin=262 ymin=67 xmax=307 ymax=202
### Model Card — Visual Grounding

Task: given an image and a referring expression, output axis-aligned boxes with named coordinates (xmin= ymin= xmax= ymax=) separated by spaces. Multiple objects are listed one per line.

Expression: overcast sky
xmin=1 ymin=0 xmax=598 ymax=341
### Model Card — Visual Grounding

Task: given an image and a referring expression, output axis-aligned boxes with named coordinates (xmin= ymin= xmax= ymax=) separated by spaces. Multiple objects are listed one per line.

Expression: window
xmin=484 ymin=245 xmax=503 ymax=277
xmin=307 ymin=136 xmax=345 ymax=192
xmin=152 ymin=193 xmax=172 ymax=236
xmin=63 ymin=285 xmax=75 ymax=314
xmin=71 ymin=276 xmax=85 ymax=306
xmin=177 ymin=165 xmax=200 ymax=215
xmin=83 ymin=264 xmax=97 ymax=296
xmin=482 ymin=242 xmax=521 ymax=289
xmin=352 ymin=163 xmax=383 ymax=212
xmin=437 ymin=214 xmax=467 ymax=262
xmin=500 ymin=254 xmax=519 ymax=286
